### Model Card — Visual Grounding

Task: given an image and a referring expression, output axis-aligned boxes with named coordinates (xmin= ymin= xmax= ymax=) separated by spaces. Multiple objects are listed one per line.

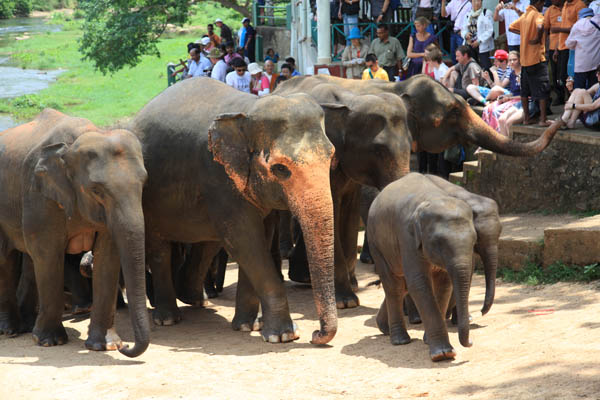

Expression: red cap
xmin=491 ymin=49 xmax=509 ymax=60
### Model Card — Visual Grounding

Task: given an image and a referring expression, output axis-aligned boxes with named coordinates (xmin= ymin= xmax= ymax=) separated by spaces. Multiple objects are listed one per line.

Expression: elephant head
xmin=396 ymin=75 xmax=561 ymax=155
xmin=208 ymin=93 xmax=337 ymax=344
xmin=413 ymin=196 xmax=477 ymax=348
xmin=316 ymin=86 xmax=412 ymax=190
xmin=33 ymin=127 xmax=150 ymax=357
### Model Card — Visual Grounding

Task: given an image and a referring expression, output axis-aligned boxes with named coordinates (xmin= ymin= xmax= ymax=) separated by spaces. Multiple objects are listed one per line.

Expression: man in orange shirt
xmin=510 ymin=0 xmax=551 ymax=126
xmin=544 ymin=0 xmax=565 ymax=105
xmin=550 ymin=0 xmax=586 ymax=103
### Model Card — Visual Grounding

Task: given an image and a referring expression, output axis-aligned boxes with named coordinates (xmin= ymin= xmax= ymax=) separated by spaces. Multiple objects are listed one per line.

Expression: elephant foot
xmin=85 ymin=327 xmax=122 ymax=351
xmin=408 ymin=314 xmax=422 ymax=325
xmin=32 ymin=323 xmax=68 ymax=346
xmin=261 ymin=321 xmax=299 ymax=343
xmin=336 ymin=290 xmax=360 ymax=309
xmin=71 ymin=303 xmax=92 ymax=315
xmin=233 ymin=317 xmax=263 ymax=332
xmin=359 ymin=251 xmax=374 ymax=265
xmin=177 ymin=291 xmax=205 ymax=307
xmin=390 ymin=328 xmax=411 ymax=346
xmin=0 ymin=313 xmax=20 ymax=337
xmin=430 ymin=344 xmax=456 ymax=362
xmin=350 ymin=274 xmax=358 ymax=293
xmin=376 ymin=306 xmax=389 ymax=335
xmin=152 ymin=306 xmax=182 ymax=326
xmin=204 ymin=286 xmax=219 ymax=299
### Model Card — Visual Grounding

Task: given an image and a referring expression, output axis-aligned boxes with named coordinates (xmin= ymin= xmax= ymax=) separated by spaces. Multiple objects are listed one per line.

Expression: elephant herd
xmin=0 ymin=74 xmax=562 ymax=361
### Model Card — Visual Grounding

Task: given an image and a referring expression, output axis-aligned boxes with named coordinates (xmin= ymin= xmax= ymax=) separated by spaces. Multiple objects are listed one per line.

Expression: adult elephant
xmin=0 ymin=109 xmax=149 ymax=357
xmin=130 ymin=78 xmax=337 ymax=344
xmin=275 ymin=74 xmax=562 ymax=307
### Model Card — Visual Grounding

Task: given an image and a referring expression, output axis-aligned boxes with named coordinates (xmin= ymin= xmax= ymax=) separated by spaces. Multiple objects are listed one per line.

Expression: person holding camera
xmin=494 ymin=0 xmax=529 ymax=52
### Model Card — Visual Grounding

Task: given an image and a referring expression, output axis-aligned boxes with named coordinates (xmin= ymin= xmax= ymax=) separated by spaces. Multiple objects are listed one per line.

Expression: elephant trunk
xmin=476 ymin=243 xmax=498 ymax=316
xmin=465 ymin=107 xmax=562 ymax=157
xmin=449 ymin=262 xmax=473 ymax=348
xmin=286 ymin=169 xmax=337 ymax=345
xmin=110 ymin=203 xmax=150 ymax=358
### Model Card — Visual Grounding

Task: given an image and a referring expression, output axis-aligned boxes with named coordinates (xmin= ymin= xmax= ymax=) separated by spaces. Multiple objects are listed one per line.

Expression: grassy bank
xmin=0 ymin=3 xmax=242 ymax=127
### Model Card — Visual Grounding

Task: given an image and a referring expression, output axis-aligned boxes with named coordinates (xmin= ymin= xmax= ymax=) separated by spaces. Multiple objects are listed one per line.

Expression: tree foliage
xmin=79 ymin=0 xmax=251 ymax=74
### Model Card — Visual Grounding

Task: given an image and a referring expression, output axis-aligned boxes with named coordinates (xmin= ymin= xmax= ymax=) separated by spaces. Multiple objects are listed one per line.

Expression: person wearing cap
xmin=239 ymin=17 xmax=256 ymax=63
xmin=208 ymin=47 xmax=228 ymax=82
xmin=341 ymin=27 xmax=369 ymax=79
xmin=215 ymin=18 xmax=233 ymax=44
xmin=486 ymin=49 xmax=512 ymax=86
xmin=564 ymin=8 xmax=600 ymax=89
xmin=466 ymin=49 xmax=514 ymax=104
xmin=198 ymin=36 xmax=211 ymax=55
xmin=509 ymin=0 xmax=552 ymax=126
xmin=226 ymin=57 xmax=251 ymax=93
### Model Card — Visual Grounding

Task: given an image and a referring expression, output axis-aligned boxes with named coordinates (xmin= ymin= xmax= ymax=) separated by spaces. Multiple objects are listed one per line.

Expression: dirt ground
xmin=1 ymin=261 xmax=600 ymax=400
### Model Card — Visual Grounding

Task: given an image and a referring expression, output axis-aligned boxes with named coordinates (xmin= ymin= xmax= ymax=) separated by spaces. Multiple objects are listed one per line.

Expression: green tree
xmin=0 ymin=0 xmax=15 ymax=19
xmin=14 ymin=0 xmax=32 ymax=16
xmin=78 ymin=0 xmax=251 ymax=74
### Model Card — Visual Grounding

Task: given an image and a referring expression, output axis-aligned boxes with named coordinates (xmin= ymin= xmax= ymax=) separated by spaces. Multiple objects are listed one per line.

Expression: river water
xmin=0 ymin=17 xmax=63 ymax=131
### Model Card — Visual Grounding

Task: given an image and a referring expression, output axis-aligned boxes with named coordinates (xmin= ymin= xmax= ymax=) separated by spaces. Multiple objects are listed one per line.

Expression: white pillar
xmin=316 ymin=0 xmax=331 ymax=65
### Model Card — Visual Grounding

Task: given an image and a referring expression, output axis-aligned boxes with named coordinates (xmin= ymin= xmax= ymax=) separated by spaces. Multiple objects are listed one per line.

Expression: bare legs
xmin=560 ymin=88 xmax=593 ymax=129
xmin=498 ymin=106 xmax=524 ymax=138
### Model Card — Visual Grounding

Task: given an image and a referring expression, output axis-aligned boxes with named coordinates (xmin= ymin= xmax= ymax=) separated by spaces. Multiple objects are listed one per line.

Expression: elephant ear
xmin=32 ymin=142 xmax=75 ymax=217
xmin=207 ymin=113 xmax=252 ymax=194
xmin=411 ymin=201 xmax=430 ymax=250
xmin=320 ymin=103 xmax=350 ymax=168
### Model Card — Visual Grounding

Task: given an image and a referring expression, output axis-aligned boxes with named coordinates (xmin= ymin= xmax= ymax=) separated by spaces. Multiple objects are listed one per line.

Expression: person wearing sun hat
xmin=208 ymin=47 xmax=228 ymax=82
xmin=248 ymin=62 xmax=269 ymax=96
xmin=565 ymin=8 xmax=600 ymax=89
xmin=341 ymin=27 xmax=370 ymax=79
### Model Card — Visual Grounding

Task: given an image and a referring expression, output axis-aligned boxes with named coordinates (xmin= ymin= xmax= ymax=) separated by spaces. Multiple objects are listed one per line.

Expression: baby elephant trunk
xmin=449 ymin=263 xmax=473 ymax=348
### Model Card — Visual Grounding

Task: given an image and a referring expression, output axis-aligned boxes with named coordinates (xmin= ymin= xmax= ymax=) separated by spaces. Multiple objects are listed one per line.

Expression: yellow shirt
xmin=510 ymin=5 xmax=546 ymax=67
xmin=543 ymin=5 xmax=562 ymax=51
xmin=361 ymin=67 xmax=389 ymax=81
xmin=558 ymin=0 xmax=586 ymax=50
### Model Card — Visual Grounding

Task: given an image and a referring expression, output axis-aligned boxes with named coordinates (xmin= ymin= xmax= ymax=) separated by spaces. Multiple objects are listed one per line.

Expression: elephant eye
xmin=270 ymin=163 xmax=291 ymax=179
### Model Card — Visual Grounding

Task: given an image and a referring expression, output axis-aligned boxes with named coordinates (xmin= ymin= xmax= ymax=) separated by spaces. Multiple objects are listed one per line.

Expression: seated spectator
xmin=274 ymin=74 xmax=288 ymax=90
xmin=406 ymin=17 xmax=437 ymax=77
xmin=262 ymin=60 xmax=279 ymax=93
xmin=285 ymin=57 xmax=301 ymax=76
xmin=280 ymin=63 xmax=293 ymax=80
xmin=198 ymin=37 xmax=211 ymax=55
xmin=487 ymin=49 xmax=512 ymax=85
xmin=462 ymin=0 xmax=495 ymax=70
xmin=482 ymin=50 xmax=524 ymax=136
xmin=368 ymin=24 xmax=405 ymax=80
xmin=264 ymin=48 xmax=280 ymax=63
xmin=466 ymin=50 xmax=514 ymax=104
xmin=558 ymin=65 xmax=600 ymax=129
xmin=248 ymin=62 xmax=270 ymax=96
xmin=565 ymin=8 xmax=600 ymax=89
xmin=224 ymin=42 xmax=242 ymax=65
xmin=237 ymin=46 xmax=251 ymax=65
xmin=422 ymin=44 xmax=449 ymax=81
xmin=226 ymin=58 xmax=252 ymax=93
xmin=206 ymin=24 xmax=221 ymax=51
xmin=361 ymin=53 xmax=390 ymax=81
xmin=185 ymin=48 xmax=212 ymax=79
xmin=208 ymin=48 xmax=228 ymax=82
xmin=341 ymin=27 xmax=370 ymax=79
xmin=442 ymin=45 xmax=484 ymax=99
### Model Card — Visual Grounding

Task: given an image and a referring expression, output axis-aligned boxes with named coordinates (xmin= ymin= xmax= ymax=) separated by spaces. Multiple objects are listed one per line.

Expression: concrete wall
xmin=256 ymin=26 xmax=291 ymax=61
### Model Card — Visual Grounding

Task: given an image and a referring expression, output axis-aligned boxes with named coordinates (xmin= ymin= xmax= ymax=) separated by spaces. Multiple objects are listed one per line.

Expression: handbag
xmin=402 ymin=56 xmax=411 ymax=71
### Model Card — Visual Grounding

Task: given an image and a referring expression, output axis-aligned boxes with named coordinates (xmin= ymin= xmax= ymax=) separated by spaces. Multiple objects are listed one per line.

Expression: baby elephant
xmin=368 ymin=173 xmax=498 ymax=361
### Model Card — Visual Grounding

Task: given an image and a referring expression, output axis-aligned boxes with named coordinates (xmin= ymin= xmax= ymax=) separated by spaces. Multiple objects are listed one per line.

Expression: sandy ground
xmin=1 ymin=261 xmax=600 ymax=400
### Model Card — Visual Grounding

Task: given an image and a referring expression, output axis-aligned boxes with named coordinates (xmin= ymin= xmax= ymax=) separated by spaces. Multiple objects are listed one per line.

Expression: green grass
xmin=497 ymin=261 xmax=600 ymax=285
xmin=0 ymin=3 xmax=242 ymax=127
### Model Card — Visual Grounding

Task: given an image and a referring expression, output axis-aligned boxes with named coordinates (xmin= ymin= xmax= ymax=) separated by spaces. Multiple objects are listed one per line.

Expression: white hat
xmin=215 ymin=18 xmax=223 ymax=23
xmin=247 ymin=62 xmax=263 ymax=75
xmin=242 ymin=17 xmax=250 ymax=24
xmin=200 ymin=37 xmax=211 ymax=46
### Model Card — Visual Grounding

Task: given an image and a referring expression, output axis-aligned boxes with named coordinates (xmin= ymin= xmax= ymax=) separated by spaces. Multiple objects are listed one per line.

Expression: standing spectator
xmin=285 ymin=57 xmax=302 ymax=76
xmin=226 ymin=58 xmax=252 ymax=93
xmin=368 ymin=24 xmax=405 ymax=80
xmin=509 ymin=0 xmax=552 ymax=125
xmin=544 ymin=0 xmax=565 ymax=105
xmin=362 ymin=53 xmax=390 ymax=80
xmin=372 ymin=0 xmax=394 ymax=22
xmin=494 ymin=0 xmax=530 ymax=52
xmin=406 ymin=17 xmax=437 ymax=77
xmin=185 ymin=48 xmax=212 ymax=79
xmin=590 ymin=0 xmax=600 ymax=15
xmin=208 ymin=48 xmax=228 ymax=82
xmin=442 ymin=45 xmax=484 ymax=99
xmin=462 ymin=0 xmax=495 ymax=70
xmin=551 ymin=0 xmax=586 ymax=102
xmin=341 ymin=27 xmax=370 ymax=79
xmin=206 ymin=24 xmax=222 ymax=51
xmin=442 ymin=0 xmax=472 ymax=63
xmin=338 ymin=0 xmax=360 ymax=45
xmin=411 ymin=0 xmax=441 ymax=21
xmin=264 ymin=48 xmax=280 ymax=63
xmin=239 ymin=18 xmax=256 ymax=63
xmin=422 ymin=44 xmax=449 ymax=80
xmin=215 ymin=18 xmax=233 ymax=44
xmin=565 ymin=8 xmax=600 ymax=89
xmin=558 ymin=65 xmax=600 ymax=129
xmin=262 ymin=60 xmax=279 ymax=92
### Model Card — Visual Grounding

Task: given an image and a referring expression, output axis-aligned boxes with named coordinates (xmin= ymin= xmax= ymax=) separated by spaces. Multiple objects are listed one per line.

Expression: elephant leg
xmin=403 ymin=255 xmax=455 ymax=361
xmin=16 ymin=253 xmax=38 ymax=333
xmin=232 ymin=267 xmax=262 ymax=332
xmin=358 ymin=186 xmax=379 ymax=265
xmin=177 ymin=242 xmax=221 ymax=305
xmin=0 ymin=250 xmax=21 ymax=337
xmin=335 ymin=189 xmax=360 ymax=308
xmin=206 ymin=248 xmax=228 ymax=294
xmin=147 ymin=236 xmax=181 ymax=326
xmin=86 ymin=231 xmax=122 ymax=351
xmin=376 ymin=298 xmax=389 ymax=335
xmin=266 ymin=211 xmax=283 ymax=281
xmin=431 ymin=268 xmax=453 ymax=322
xmin=287 ymin=230 xmax=310 ymax=283
xmin=404 ymin=294 xmax=422 ymax=324
xmin=278 ymin=210 xmax=294 ymax=259
xmin=64 ymin=253 xmax=92 ymax=315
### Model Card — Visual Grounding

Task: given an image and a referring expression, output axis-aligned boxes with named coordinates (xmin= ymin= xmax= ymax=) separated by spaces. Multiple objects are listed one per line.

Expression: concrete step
xmin=543 ymin=214 xmax=600 ymax=267
xmin=449 ymin=171 xmax=464 ymax=185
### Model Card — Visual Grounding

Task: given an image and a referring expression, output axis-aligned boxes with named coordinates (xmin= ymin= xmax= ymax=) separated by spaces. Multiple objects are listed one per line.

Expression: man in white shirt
xmin=442 ymin=0 xmax=472 ymax=62
xmin=185 ymin=48 xmax=212 ymax=78
xmin=225 ymin=57 xmax=251 ymax=93
xmin=208 ymin=48 xmax=228 ymax=83
xmin=494 ymin=0 xmax=530 ymax=52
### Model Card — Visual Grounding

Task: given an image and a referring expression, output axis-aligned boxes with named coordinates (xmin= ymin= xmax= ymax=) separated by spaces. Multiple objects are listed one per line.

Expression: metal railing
xmin=252 ymin=1 xmax=292 ymax=29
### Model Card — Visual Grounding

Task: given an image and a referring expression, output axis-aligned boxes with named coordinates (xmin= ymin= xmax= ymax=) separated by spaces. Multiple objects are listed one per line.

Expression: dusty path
xmin=1 ymin=261 xmax=599 ymax=399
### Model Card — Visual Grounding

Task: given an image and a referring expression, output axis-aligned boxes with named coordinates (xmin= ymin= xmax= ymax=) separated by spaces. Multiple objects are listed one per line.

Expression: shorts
xmin=521 ymin=62 xmax=550 ymax=101
xmin=478 ymin=86 xmax=510 ymax=98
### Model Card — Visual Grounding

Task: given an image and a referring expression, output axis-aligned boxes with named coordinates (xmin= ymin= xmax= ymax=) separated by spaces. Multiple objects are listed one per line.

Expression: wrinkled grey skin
xmin=0 ymin=109 xmax=150 ymax=358
xmin=368 ymin=173 xmax=478 ymax=361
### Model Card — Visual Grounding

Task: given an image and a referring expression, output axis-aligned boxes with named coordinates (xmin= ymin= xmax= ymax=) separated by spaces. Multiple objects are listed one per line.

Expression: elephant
xmin=274 ymin=74 xmax=562 ymax=306
xmin=0 ymin=109 xmax=150 ymax=357
xmin=367 ymin=173 xmax=481 ymax=361
xmin=128 ymin=77 xmax=338 ymax=344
